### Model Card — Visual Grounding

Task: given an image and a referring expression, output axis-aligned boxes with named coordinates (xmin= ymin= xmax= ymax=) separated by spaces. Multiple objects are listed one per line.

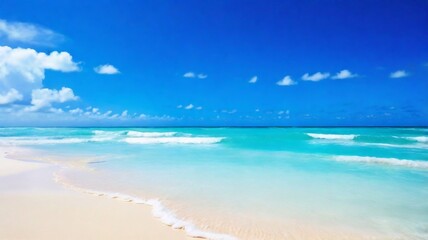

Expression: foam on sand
xmin=307 ymin=133 xmax=358 ymax=140
xmin=332 ymin=155 xmax=428 ymax=169
xmin=53 ymin=172 xmax=237 ymax=240
xmin=126 ymin=131 xmax=178 ymax=137
xmin=123 ymin=137 xmax=224 ymax=144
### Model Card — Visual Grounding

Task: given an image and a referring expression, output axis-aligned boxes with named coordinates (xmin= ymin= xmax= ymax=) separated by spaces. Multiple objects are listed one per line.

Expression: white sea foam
xmin=333 ymin=155 xmax=428 ymax=169
xmin=126 ymin=130 xmax=178 ymax=137
xmin=91 ymin=130 xmax=124 ymax=141
xmin=0 ymin=137 xmax=89 ymax=145
xmin=307 ymin=133 xmax=358 ymax=140
xmin=53 ymin=172 xmax=237 ymax=240
xmin=403 ymin=136 xmax=428 ymax=143
xmin=333 ymin=141 xmax=428 ymax=150
xmin=123 ymin=137 xmax=224 ymax=144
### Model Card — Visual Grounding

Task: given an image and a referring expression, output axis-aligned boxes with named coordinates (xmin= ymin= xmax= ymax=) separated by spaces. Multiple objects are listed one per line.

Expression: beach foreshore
xmin=0 ymin=146 xmax=189 ymax=240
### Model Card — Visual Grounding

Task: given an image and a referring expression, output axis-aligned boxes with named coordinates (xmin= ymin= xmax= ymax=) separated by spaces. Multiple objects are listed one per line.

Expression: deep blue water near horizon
xmin=1 ymin=127 xmax=428 ymax=239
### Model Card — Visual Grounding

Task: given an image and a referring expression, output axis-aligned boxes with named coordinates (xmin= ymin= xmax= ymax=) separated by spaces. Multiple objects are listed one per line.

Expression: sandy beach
xmin=0 ymin=146 xmax=189 ymax=240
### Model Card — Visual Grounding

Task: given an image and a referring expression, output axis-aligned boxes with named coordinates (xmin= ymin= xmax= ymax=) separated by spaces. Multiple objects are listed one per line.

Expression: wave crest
xmin=307 ymin=133 xmax=358 ymax=140
xmin=123 ymin=137 xmax=224 ymax=144
xmin=126 ymin=131 xmax=177 ymax=137
xmin=0 ymin=137 xmax=89 ymax=145
xmin=404 ymin=136 xmax=428 ymax=143
xmin=333 ymin=155 xmax=428 ymax=169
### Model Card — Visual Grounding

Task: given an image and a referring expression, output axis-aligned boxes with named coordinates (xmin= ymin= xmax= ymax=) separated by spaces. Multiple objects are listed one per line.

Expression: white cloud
xmin=0 ymin=46 xmax=79 ymax=98
xmin=102 ymin=110 xmax=112 ymax=117
xmin=0 ymin=88 xmax=23 ymax=105
xmin=0 ymin=19 xmax=63 ymax=46
xmin=94 ymin=64 xmax=120 ymax=74
xmin=185 ymin=104 xmax=194 ymax=110
xmin=276 ymin=75 xmax=296 ymax=86
xmin=331 ymin=69 xmax=357 ymax=79
xmin=249 ymin=76 xmax=257 ymax=83
xmin=196 ymin=106 xmax=202 ymax=110
xmin=197 ymin=73 xmax=207 ymax=79
xmin=69 ymin=108 xmax=83 ymax=114
xmin=390 ymin=70 xmax=409 ymax=78
xmin=177 ymin=104 xmax=183 ymax=108
xmin=301 ymin=72 xmax=330 ymax=81
xmin=25 ymin=87 xmax=78 ymax=111
xmin=121 ymin=110 xmax=128 ymax=117
xmin=183 ymin=72 xmax=196 ymax=78
xmin=183 ymin=72 xmax=207 ymax=79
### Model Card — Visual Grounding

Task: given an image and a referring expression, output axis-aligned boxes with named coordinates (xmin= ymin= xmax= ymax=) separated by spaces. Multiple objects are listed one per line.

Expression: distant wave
xmin=126 ymin=130 xmax=177 ymax=137
xmin=0 ymin=137 xmax=90 ymax=145
xmin=0 ymin=133 xmax=117 ymax=145
xmin=333 ymin=155 xmax=428 ymax=169
xmin=123 ymin=137 xmax=224 ymax=144
xmin=329 ymin=141 xmax=428 ymax=150
xmin=53 ymin=173 xmax=236 ymax=240
xmin=92 ymin=130 xmax=124 ymax=141
xmin=306 ymin=133 xmax=358 ymax=140
xmin=402 ymin=136 xmax=428 ymax=143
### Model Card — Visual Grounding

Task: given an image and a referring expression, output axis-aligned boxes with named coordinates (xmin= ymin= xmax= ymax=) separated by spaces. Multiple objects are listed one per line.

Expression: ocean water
xmin=1 ymin=127 xmax=428 ymax=239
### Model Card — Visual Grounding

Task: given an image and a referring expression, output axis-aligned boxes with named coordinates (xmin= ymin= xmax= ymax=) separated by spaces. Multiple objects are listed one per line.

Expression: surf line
xmin=52 ymin=169 xmax=237 ymax=240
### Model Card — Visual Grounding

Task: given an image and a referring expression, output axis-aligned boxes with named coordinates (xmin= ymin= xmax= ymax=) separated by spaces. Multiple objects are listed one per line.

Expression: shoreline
xmin=0 ymin=146 xmax=190 ymax=240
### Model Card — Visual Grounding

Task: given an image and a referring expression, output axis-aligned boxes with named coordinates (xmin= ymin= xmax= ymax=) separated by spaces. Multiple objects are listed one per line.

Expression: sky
xmin=0 ymin=0 xmax=427 ymax=126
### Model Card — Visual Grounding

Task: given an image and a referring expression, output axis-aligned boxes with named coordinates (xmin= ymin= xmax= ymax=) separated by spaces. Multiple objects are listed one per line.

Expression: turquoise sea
xmin=1 ymin=127 xmax=428 ymax=239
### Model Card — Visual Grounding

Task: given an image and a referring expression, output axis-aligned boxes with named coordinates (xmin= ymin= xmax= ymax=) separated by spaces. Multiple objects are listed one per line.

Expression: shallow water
xmin=1 ymin=127 xmax=428 ymax=239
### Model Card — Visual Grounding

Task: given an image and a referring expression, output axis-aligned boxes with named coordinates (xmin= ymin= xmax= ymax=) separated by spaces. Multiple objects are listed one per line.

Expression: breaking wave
xmin=0 ymin=137 xmax=90 ymax=145
xmin=332 ymin=155 xmax=428 ymax=169
xmin=307 ymin=133 xmax=358 ymax=140
xmin=126 ymin=130 xmax=178 ymax=137
xmin=402 ymin=136 xmax=428 ymax=143
xmin=92 ymin=130 xmax=124 ymax=141
xmin=123 ymin=137 xmax=224 ymax=144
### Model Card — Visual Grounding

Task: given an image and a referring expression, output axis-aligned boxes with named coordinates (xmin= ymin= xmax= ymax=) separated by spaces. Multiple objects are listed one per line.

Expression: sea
xmin=1 ymin=127 xmax=427 ymax=240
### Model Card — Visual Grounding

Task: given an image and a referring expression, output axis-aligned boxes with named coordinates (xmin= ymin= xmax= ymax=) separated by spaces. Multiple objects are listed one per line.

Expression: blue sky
xmin=0 ymin=0 xmax=427 ymax=126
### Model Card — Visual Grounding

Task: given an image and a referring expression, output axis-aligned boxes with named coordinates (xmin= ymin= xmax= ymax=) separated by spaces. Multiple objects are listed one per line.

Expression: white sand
xmin=0 ymin=146 xmax=189 ymax=240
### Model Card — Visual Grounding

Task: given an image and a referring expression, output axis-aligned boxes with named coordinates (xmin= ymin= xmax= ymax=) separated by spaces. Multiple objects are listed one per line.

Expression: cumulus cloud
xmin=94 ymin=64 xmax=120 ymax=74
xmin=197 ymin=73 xmax=207 ymax=79
xmin=301 ymin=72 xmax=330 ymax=81
xmin=183 ymin=72 xmax=207 ymax=79
xmin=69 ymin=108 xmax=83 ymax=114
xmin=183 ymin=72 xmax=196 ymax=78
xmin=196 ymin=106 xmax=203 ymax=110
xmin=390 ymin=70 xmax=409 ymax=78
xmin=121 ymin=110 xmax=128 ymax=117
xmin=0 ymin=88 xmax=23 ymax=105
xmin=185 ymin=104 xmax=194 ymax=110
xmin=276 ymin=75 xmax=296 ymax=86
xmin=0 ymin=46 xmax=79 ymax=99
xmin=249 ymin=76 xmax=257 ymax=83
xmin=331 ymin=69 xmax=357 ymax=79
xmin=26 ymin=87 xmax=78 ymax=111
xmin=0 ymin=19 xmax=64 ymax=46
